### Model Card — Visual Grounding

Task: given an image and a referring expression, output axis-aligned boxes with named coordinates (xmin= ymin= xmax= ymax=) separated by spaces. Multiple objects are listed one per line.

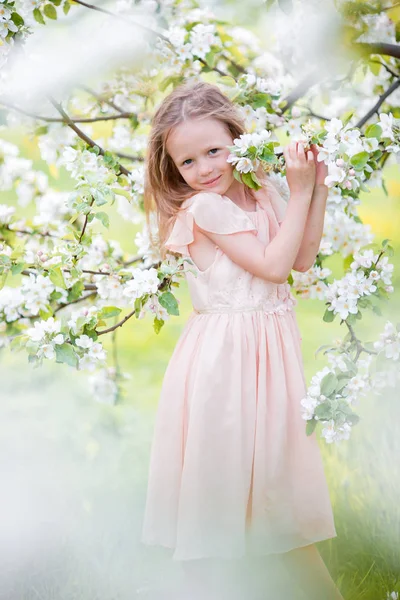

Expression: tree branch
xmin=281 ymin=71 xmax=321 ymax=113
xmin=71 ymin=0 xmax=170 ymax=42
xmin=369 ymin=59 xmax=400 ymax=78
xmin=54 ymin=291 xmax=97 ymax=314
xmin=355 ymin=77 xmax=400 ymax=128
xmin=78 ymin=85 xmax=128 ymax=114
xmin=96 ymin=308 xmax=136 ymax=335
xmin=115 ymin=151 xmax=144 ymax=161
xmin=1 ymin=226 xmax=61 ymax=239
xmin=47 ymin=96 xmax=131 ymax=177
xmin=0 ymin=99 xmax=134 ymax=123
xmin=355 ymin=42 xmax=400 ymax=60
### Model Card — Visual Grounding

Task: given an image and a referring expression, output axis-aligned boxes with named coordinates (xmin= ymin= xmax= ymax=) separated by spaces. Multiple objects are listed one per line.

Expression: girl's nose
xmin=198 ymin=161 xmax=213 ymax=177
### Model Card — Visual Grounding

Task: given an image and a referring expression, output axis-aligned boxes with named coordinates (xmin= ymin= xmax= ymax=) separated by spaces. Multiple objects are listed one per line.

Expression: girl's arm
xmin=194 ymin=142 xmax=316 ymax=284
xmin=292 ymin=145 xmax=329 ymax=273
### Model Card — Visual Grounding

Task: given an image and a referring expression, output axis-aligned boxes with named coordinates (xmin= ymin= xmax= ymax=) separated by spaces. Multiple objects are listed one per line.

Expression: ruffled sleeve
xmin=164 ymin=192 xmax=257 ymax=256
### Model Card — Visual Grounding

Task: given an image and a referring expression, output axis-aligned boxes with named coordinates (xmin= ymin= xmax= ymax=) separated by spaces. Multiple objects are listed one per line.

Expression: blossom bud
xmin=345 ymin=180 xmax=352 ymax=189
xmin=37 ymin=250 xmax=43 ymax=256
xmin=101 ymin=263 xmax=110 ymax=272
xmin=348 ymin=168 xmax=355 ymax=176
xmin=336 ymin=159 xmax=345 ymax=167
xmin=82 ymin=308 xmax=89 ymax=316
xmin=40 ymin=254 xmax=48 ymax=262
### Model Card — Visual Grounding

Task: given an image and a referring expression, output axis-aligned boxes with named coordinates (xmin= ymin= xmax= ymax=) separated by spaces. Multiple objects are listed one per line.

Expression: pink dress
xmin=141 ymin=179 xmax=337 ymax=561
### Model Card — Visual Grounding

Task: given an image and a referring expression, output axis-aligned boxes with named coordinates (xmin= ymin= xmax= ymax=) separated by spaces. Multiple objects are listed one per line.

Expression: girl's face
xmin=166 ymin=117 xmax=236 ymax=195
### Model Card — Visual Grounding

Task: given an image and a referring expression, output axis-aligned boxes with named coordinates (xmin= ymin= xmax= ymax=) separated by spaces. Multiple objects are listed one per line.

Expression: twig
xmin=281 ymin=71 xmax=321 ymax=113
xmin=306 ymin=109 xmax=331 ymax=121
xmin=1 ymin=226 xmax=61 ymax=239
xmin=78 ymin=196 xmax=95 ymax=244
xmin=344 ymin=320 xmax=378 ymax=361
xmin=355 ymin=42 xmax=400 ymax=60
xmin=369 ymin=59 xmax=400 ymax=78
xmin=115 ymin=152 xmax=144 ymax=161
xmin=380 ymin=1 xmax=400 ymax=11
xmin=77 ymin=85 xmax=130 ymax=114
xmin=96 ymin=308 xmax=136 ymax=335
xmin=71 ymin=0 xmax=170 ymax=42
xmin=0 ymin=99 xmax=134 ymax=123
xmin=47 ymin=96 xmax=131 ymax=177
xmin=54 ymin=291 xmax=97 ymax=314
xmin=355 ymin=78 xmax=400 ymax=128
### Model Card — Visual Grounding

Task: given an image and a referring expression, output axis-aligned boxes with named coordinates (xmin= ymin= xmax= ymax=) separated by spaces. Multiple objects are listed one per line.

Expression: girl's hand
xmin=310 ymin=144 xmax=328 ymax=187
xmin=283 ymin=141 xmax=316 ymax=199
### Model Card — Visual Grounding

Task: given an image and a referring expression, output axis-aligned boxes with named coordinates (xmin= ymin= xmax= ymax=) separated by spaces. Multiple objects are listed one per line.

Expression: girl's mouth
xmin=203 ymin=175 xmax=221 ymax=186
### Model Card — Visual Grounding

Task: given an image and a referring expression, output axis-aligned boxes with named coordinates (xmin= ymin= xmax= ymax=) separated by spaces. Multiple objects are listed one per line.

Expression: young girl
xmin=141 ymin=81 xmax=344 ymax=600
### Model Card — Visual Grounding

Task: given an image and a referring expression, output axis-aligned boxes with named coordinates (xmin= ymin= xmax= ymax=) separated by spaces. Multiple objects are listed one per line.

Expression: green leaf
xmin=323 ymin=307 xmax=335 ymax=322
xmin=94 ymin=211 xmax=110 ymax=228
xmin=153 ymin=317 xmax=164 ymax=334
xmin=335 ymin=378 xmax=350 ymax=394
xmin=50 ymin=0 xmax=62 ymax=5
xmin=43 ymin=3 xmax=57 ymax=19
xmin=63 ymin=1 xmax=71 ymax=14
xmin=219 ymin=76 xmax=237 ymax=87
xmin=55 ymin=343 xmax=78 ymax=367
xmin=350 ymin=151 xmax=369 ymax=170
xmin=306 ymin=419 xmax=317 ymax=436
xmin=343 ymin=253 xmax=354 ymax=271
xmin=233 ymin=169 xmax=243 ymax=183
xmin=252 ymin=93 xmax=269 ymax=108
xmin=364 ymin=123 xmax=382 ymax=140
xmin=347 ymin=413 xmax=360 ymax=426
xmin=67 ymin=280 xmax=85 ymax=302
xmin=49 ymin=267 xmax=66 ymax=289
xmin=98 ymin=306 xmax=122 ymax=319
xmin=320 ymin=372 xmax=338 ymax=397
xmin=204 ymin=50 xmax=216 ymax=68
xmin=346 ymin=312 xmax=358 ymax=326
xmin=158 ymin=291 xmax=179 ymax=316
xmin=315 ymin=402 xmax=333 ymax=420
xmin=250 ymin=171 xmax=262 ymax=189
xmin=260 ymin=148 xmax=277 ymax=163
xmin=0 ymin=271 xmax=8 ymax=291
xmin=11 ymin=12 xmax=24 ymax=26
xmin=10 ymin=335 xmax=29 ymax=352
xmin=368 ymin=60 xmax=381 ymax=76
xmin=241 ymin=171 xmax=258 ymax=190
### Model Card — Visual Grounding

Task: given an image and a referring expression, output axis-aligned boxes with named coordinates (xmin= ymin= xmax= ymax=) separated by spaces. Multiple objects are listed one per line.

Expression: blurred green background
xmin=1 ymin=117 xmax=400 ymax=599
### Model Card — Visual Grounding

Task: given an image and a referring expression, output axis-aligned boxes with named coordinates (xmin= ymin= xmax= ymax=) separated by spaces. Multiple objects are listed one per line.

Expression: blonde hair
xmin=143 ymin=80 xmax=248 ymax=259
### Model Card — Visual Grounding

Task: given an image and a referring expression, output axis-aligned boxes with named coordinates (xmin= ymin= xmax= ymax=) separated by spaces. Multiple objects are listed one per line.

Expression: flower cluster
xmin=300 ymin=352 xmax=374 ymax=444
xmin=325 ymin=248 xmax=394 ymax=321
xmin=291 ymin=265 xmax=331 ymax=300
xmin=321 ymin=209 xmax=374 ymax=258
xmin=61 ymin=147 xmax=117 ymax=186
xmin=226 ymin=130 xmax=279 ymax=188
xmin=317 ymin=114 xmax=399 ymax=192
xmin=374 ymin=321 xmax=400 ymax=361
xmin=26 ymin=317 xmax=65 ymax=361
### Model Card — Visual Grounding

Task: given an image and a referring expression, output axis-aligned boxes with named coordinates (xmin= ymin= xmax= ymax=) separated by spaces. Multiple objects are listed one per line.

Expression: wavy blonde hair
xmin=143 ymin=80 xmax=250 ymax=260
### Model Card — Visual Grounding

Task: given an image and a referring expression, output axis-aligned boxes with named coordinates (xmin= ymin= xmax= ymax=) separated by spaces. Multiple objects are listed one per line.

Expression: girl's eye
xmin=182 ymin=149 xmax=218 ymax=166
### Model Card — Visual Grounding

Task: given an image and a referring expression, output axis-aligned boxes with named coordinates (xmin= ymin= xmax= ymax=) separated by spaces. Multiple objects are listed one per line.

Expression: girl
xmin=141 ymin=80 xmax=344 ymax=600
